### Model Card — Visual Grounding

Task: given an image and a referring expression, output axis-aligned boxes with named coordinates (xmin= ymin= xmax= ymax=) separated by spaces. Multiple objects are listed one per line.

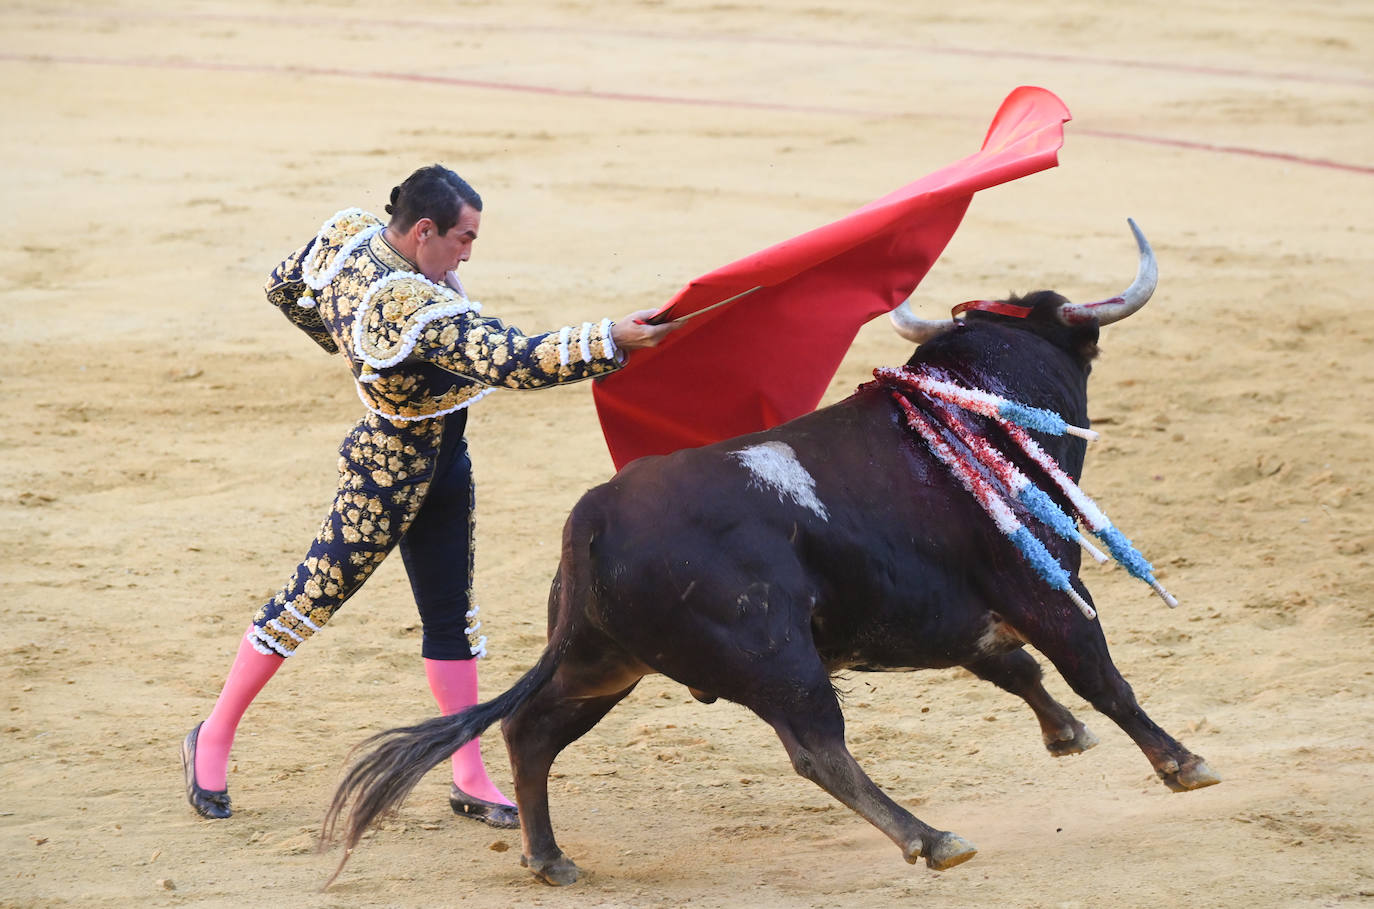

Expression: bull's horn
xmin=1058 ymin=218 xmax=1158 ymax=326
xmin=890 ymin=299 xmax=955 ymax=342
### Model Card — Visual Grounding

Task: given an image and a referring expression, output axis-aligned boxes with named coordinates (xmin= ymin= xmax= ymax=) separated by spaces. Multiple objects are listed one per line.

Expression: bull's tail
xmin=320 ymin=500 xmax=603 ymax=888
xmin=320 ymin=636 xmax=567 ymax=886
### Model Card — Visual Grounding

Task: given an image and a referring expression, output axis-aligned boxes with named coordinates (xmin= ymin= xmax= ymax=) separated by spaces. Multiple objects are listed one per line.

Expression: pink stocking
xmin=194 ymin=629 xmax=284 ymax=791
xmin=424 ymin=658 xmax=513 ymax=805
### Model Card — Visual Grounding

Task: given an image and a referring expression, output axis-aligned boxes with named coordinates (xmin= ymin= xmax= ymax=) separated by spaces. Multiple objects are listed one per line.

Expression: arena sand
xmin=1 ymin=1 xmax=1371 ymax=906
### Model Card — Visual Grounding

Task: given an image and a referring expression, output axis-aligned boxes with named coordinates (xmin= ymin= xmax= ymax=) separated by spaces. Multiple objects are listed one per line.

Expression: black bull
xmin=325 ymin=232 xmax=1220 ymax=885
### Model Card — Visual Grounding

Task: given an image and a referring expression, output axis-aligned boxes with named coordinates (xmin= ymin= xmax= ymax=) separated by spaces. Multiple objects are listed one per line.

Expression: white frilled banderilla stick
xmin=891 ymin=392 xmax=1100 ymax=620
xmin=874 ymin=367 xmax=1100 ymax=441
xmin=1000 ymin=420 xmax=1179 ymax=608
xmin=931 ymin=403 xmax=1110 ymax=565
xmin=879 ymin=366 xmax=1179 ymax=610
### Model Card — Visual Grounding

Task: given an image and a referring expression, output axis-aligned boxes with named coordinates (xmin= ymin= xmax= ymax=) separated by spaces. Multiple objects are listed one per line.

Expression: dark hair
xmin=385 ymin=165 xmax=482 ymax=234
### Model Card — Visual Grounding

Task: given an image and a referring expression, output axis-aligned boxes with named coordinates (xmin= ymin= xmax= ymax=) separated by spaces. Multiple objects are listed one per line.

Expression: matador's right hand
xmin=611 ymin=310 xmax=679 ymax=351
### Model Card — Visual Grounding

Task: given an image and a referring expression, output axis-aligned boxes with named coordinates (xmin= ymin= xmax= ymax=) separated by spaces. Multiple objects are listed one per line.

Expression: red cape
xmin=593 ymin=86 xmax=1071 ymax=469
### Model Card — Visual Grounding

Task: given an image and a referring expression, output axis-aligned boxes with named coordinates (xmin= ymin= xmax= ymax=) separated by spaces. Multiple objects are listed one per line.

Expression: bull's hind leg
xmin=1019 ymin=588 xmax=1220 ymax=792
xmin=501 ymin=633 xmax=646 ymax=886
xmin=745 ymin=661 xmax=976 ymax=871
xmin=966 ymin=649 xmax=1099 ymax=756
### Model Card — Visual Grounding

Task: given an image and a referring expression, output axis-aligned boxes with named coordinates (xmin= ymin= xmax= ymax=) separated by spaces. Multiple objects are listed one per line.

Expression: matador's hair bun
xmin=385 ymin=165 xmax=482 ymax=234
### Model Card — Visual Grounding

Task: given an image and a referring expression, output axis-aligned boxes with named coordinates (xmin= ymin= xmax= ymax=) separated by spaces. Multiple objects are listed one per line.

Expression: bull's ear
xmin=1068 ymin=319 xmax=1101 ymax=363
xmin=1040 ymin=295 xmax=1102 ymax=363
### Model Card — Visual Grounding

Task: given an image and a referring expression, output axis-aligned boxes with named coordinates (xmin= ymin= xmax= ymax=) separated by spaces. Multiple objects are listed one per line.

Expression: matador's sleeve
xmin=354 ymin=276 xmax=623 ymax=388
xmin=263 ymin=238 xmax=340 ymax=355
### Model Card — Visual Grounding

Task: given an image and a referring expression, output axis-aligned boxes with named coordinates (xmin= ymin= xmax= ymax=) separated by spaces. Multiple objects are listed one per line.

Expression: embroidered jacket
xmin=265 ymin=208 xmax=623 ymax=420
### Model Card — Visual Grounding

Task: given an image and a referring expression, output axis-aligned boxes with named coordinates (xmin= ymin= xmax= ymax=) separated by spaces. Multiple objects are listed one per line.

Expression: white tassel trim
xmin=557 ymin=326 xmax=572 ymax=368
xmin=351 ymin=271 xmax=480 ymax=370
xmin=247 ymin=627 xmax=294 ymax=657
xmin=599 ymin=318 xmax=620 ymax=362
xmin=302 ymin=209 xmax=384 ymax=291
xmin=578 ymin=322 xmax=593 ymax=363
xmin=466 ymin=605 xmax=488 ymax=659
xmin=355 ymin=381 xmax=497 ymax=422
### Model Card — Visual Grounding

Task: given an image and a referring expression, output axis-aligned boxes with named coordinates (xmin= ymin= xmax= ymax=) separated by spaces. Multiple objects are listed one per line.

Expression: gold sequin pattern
xmin=247 ymin=414 xmax=441 ymax=657
xmin=249 ymin=208 xmax=628 ymax=655
xmin=265 ymin=210 xmax=624 ymax=421
xmin=263 ymin=243 xmax=340 ymax=355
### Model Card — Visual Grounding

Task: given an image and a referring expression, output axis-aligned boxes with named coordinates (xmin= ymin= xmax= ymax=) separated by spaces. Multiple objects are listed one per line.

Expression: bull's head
xmin=890 ymin=219 xmax=1158 ymax=343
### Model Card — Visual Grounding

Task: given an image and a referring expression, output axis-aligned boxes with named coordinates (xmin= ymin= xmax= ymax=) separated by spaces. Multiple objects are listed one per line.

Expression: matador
xmin=182 ymin=165 xmax=673 ymax=826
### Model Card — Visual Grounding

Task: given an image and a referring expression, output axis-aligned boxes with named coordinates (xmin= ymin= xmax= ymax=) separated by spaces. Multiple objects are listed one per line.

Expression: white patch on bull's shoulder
xmin=730 ymin=441 xmax=829 ymax=520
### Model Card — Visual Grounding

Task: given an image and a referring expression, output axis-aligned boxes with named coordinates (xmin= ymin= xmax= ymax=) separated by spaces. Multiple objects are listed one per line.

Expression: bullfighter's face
xmin=415 ymin=205 xmax=481 ymax=284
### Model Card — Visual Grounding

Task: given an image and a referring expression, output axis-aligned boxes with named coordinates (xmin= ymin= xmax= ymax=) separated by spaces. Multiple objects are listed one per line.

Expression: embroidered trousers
xmin=248 ymin=410 xmax=480 ymax=660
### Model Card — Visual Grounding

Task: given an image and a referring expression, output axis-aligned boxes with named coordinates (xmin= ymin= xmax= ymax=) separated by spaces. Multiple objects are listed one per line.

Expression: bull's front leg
xmin=1021 ymin=587 xmax=1221 ymax=792
xmin=753 ymin=671 xmax=977 ymax=871
xmin=965 ymin=649 xmax=1100 ymax=756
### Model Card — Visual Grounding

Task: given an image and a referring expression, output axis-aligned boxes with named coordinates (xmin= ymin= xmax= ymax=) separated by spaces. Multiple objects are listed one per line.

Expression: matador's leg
xmin=187 ymin=414 xmax=444 ymax=817
xmin=247 ymin=413 xmax=442 ymax=656
xmin=397 ymin=413 xmax=517 ymax=824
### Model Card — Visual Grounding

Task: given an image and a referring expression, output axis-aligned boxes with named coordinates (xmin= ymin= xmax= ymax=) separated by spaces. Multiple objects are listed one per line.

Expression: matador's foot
xmin=450 ymin=784 xmax=519 ymax=829
xmin=181 ymin=723 xmax=232 ymax=819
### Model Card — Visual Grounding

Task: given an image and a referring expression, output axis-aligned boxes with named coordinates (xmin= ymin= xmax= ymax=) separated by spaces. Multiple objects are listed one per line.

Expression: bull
xmin=324 ymin=221 xmax=1220 ymax=885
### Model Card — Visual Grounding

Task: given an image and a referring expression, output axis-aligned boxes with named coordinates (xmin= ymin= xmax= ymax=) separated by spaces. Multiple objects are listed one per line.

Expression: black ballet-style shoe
xmin=181 ymin=723 xmax=232 ymax=819
xmin=449 ymin=784 xmax=519 ymax=829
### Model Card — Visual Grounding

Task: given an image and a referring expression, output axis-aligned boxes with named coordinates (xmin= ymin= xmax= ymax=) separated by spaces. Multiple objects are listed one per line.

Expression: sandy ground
xmin=2 ymin=1 xmax=1372 ymax=906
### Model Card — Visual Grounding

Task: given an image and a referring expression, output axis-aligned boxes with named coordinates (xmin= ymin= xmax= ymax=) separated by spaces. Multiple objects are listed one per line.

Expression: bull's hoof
xmin=521 ymin=851 xmax=583 ymax=886
xmin=1159 ymin=757 xmax=1222 ymax=793
xmin=1045 ymin=723 xmax=1100 ymax=757
xmin=916 ymin=833 xmax=978 ymax=871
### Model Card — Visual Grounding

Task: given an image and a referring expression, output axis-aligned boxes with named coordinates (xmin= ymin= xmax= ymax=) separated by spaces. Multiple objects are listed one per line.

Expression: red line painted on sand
xmin=27 ymin=7 xmax=1374 ymax=90
xmin=0 ymin=53 xmax=878 ymax=117
xmin=1075 ymin=127 xmax=1374 ymax=175
xmin=3 ymin=52 xmax=1370 ymax=175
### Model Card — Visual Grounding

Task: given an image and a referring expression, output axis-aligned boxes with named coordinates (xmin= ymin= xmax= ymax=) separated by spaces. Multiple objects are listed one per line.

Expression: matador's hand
xmin=611 ymin=310 xmax=679 ymax=351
